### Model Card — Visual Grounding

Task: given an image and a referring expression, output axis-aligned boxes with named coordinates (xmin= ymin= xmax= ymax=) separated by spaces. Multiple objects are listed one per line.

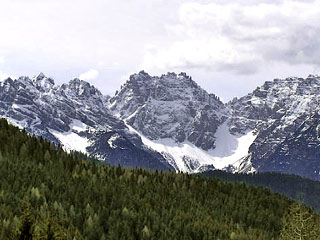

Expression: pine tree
xmin=279 ymin=203 xmax=319 ymax=240
xmin=18 ymin=200 xmax=34 ymax=240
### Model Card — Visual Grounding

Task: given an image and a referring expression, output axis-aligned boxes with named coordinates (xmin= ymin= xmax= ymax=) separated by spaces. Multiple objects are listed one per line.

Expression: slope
xmin=0 ymin=118 xmax=307 ymax=239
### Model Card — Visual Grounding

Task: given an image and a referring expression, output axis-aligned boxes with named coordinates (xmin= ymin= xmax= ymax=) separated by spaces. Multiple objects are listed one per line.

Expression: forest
xmin=0 ymin=118 xmax=319 ymax=239
xmin=198 ymin=170 xmax=320 ymax=212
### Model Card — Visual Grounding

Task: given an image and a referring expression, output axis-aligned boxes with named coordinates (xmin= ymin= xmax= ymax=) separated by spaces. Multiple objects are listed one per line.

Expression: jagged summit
xmin=307 ymin=74 xmax=320 ymax=78
xmin=112 ymin=70 xmax=222 ymax=110
xmin=60 ymin=78 xmax=103 ymax=99
xmin=32 ymin=73 xmax=55 ymax=92
xmin=111 ymin=71 xmax=224 ymax=151
xmin=34 ymin=72 xmax=46 ymax=80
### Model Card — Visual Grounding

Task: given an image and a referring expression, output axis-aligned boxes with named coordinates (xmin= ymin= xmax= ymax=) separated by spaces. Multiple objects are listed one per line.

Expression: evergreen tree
xmin=279 ymin=203 xmax=319 ymax=240
xmin=18 ymin=200 xmax=34 ymax=240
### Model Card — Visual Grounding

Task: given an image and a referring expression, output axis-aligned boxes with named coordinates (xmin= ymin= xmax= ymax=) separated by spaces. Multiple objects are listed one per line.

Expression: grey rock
xmin=110 ymin=71 xmax=225 ymax=151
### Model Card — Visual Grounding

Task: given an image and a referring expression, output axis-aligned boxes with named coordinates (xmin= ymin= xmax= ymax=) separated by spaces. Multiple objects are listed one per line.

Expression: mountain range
xmin=1 ymin=71 xmax=320 ymax=181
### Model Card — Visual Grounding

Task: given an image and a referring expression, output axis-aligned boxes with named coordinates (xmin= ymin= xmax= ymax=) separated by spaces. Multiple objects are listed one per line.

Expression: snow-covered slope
xmin=126 ymin=121 xmax=256 ymax=173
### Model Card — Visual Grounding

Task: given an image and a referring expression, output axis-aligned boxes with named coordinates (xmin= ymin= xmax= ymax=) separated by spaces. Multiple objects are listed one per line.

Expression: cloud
xmin=0 ymin=71 xmax=11 ymax=81
xmin=0 ymin=57 xmax=14 ymax=81
xmin=1 ymin=0 xmax=320 ymax=101
xmin=141 ymin=0 xmax=320 ymax=75
xmin=79 ymin=69 xmax=99 ymax=81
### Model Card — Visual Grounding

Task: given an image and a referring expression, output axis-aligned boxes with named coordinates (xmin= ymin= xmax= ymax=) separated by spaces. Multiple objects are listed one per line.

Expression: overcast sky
xmin=1 ymin=0 xmax=320 ymax=101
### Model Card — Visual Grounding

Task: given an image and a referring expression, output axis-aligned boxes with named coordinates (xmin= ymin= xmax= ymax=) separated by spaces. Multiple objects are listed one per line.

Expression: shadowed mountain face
xmin=1 ymin=71 xmax=320 ymax=180
xmin=229 ymin=75 xmax=320 ymax=180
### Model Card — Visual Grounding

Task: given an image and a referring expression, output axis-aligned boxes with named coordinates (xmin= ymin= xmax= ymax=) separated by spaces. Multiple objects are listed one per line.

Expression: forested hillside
xmin=197 ymin=170 xmax=320 ymax=212
xmin=0 ymin=118 xmax=319 ymax=239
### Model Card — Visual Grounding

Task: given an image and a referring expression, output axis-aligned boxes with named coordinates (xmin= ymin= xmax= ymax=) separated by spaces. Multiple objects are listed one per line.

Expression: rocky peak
xmin=31 ymin=72 xmax=55 ymax=92
xmin=178 ymin=72 xmax=188 ymax=78
xmin=231 ymin=75 xmax=320 ymax=120
xmin=35 ymin=72 xmax=46 ymax=80
xmin=2 ymin=77 xmax=15 ymax=86
xmin=129 ymin=70 xmax=152 ymax=83
xmin=61 ymin=78 xmax=102 ymax=99
xmin=111 ymin=71 xmax=225 ymax=150
xmin=307 ymin=74 xmax=320 ymax=79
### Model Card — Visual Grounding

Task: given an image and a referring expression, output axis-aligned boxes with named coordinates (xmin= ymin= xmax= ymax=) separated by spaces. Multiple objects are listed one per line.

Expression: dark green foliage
xmin=197 ymin=170 xmax=320 ymax=212
xmin=0 ymin=118 xmax=315 ymax=239
xmin=18 ymin=200 xmax=34 ymax=240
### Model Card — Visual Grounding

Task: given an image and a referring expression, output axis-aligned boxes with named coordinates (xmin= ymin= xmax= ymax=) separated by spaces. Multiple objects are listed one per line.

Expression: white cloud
xmin=0 ymin=71 xmax=11 ymax=81
xmin=0 ymin=56 xmax=5 ymax=64
xmin=141 ymin=0 xmax=320 ymax=75
xmin=79 ymin=69 xmax=99 ymax=81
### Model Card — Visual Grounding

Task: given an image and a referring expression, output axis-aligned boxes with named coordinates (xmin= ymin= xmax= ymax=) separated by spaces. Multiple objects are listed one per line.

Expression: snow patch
xmin=108 ymin=133 xmax=121 ymax=149
xmin=70 ymin=119 xmax=88 ymax=132
xmin=126 ymin=121 xmax=257 ymax=173
xmin=50 ymin=129 xmax=89 ymax=153
xmin=4 ymin=117 xmax=27 ymax=130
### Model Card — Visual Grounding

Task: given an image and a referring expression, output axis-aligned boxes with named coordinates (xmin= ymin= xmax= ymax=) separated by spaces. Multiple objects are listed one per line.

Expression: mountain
xmin=110 ymin=71 xmax=226 ymax=172
xmin=0 ymin=73 xmax=172 ymax=170
xmin=229 ymin=75 xmax=320 ymax=180
xmin=111 ymin=72 xmax=320 ymax=180
xmin=1 ymin=71 xmax=320 ymax=180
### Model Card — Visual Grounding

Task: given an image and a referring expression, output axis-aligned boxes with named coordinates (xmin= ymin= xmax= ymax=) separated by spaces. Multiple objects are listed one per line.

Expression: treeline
xmin=0 ymin=118 xmax=318 ymax=239
xmin=197 ymin=170 xmax=320 ymax=212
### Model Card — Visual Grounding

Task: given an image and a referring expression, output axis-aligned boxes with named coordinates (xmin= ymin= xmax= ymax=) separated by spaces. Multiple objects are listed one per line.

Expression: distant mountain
xmin=1 ymin=71 xmax=320 ymax=180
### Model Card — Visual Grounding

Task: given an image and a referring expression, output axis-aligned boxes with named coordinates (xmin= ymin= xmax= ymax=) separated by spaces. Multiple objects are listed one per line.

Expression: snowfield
xmin=50 ymin=128 xmax=89 ymax=153
xmin=126 ymin=121 xmax=257 ymax=172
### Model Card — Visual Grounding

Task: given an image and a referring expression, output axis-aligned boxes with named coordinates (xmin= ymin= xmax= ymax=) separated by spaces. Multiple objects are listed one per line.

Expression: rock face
xmin=229 ymin=75 xmax=320 ymax=180
xmin=110 ymin=71 xmax=225 ymax=150
xmin=1 ymin=72 xmax=320 ymax=180
xmin=254 ymin=113 xmax=320 ymax=179
xmin=0 ymin=73 xmax=172 ymax=171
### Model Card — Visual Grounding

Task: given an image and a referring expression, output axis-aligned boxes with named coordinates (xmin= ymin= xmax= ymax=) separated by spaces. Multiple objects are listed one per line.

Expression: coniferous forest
xmin=197 ymin=170 xmax=320 ymax=212
xmin=0 ymin=118 xmax=320 ymax=239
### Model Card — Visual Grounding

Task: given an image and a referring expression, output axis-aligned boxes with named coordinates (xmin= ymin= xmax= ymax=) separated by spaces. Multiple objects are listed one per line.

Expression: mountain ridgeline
xmin=1 ymin=118 xmax=320 ymax=239
xmin=1 ymin=71 xmax=320 ymax=181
